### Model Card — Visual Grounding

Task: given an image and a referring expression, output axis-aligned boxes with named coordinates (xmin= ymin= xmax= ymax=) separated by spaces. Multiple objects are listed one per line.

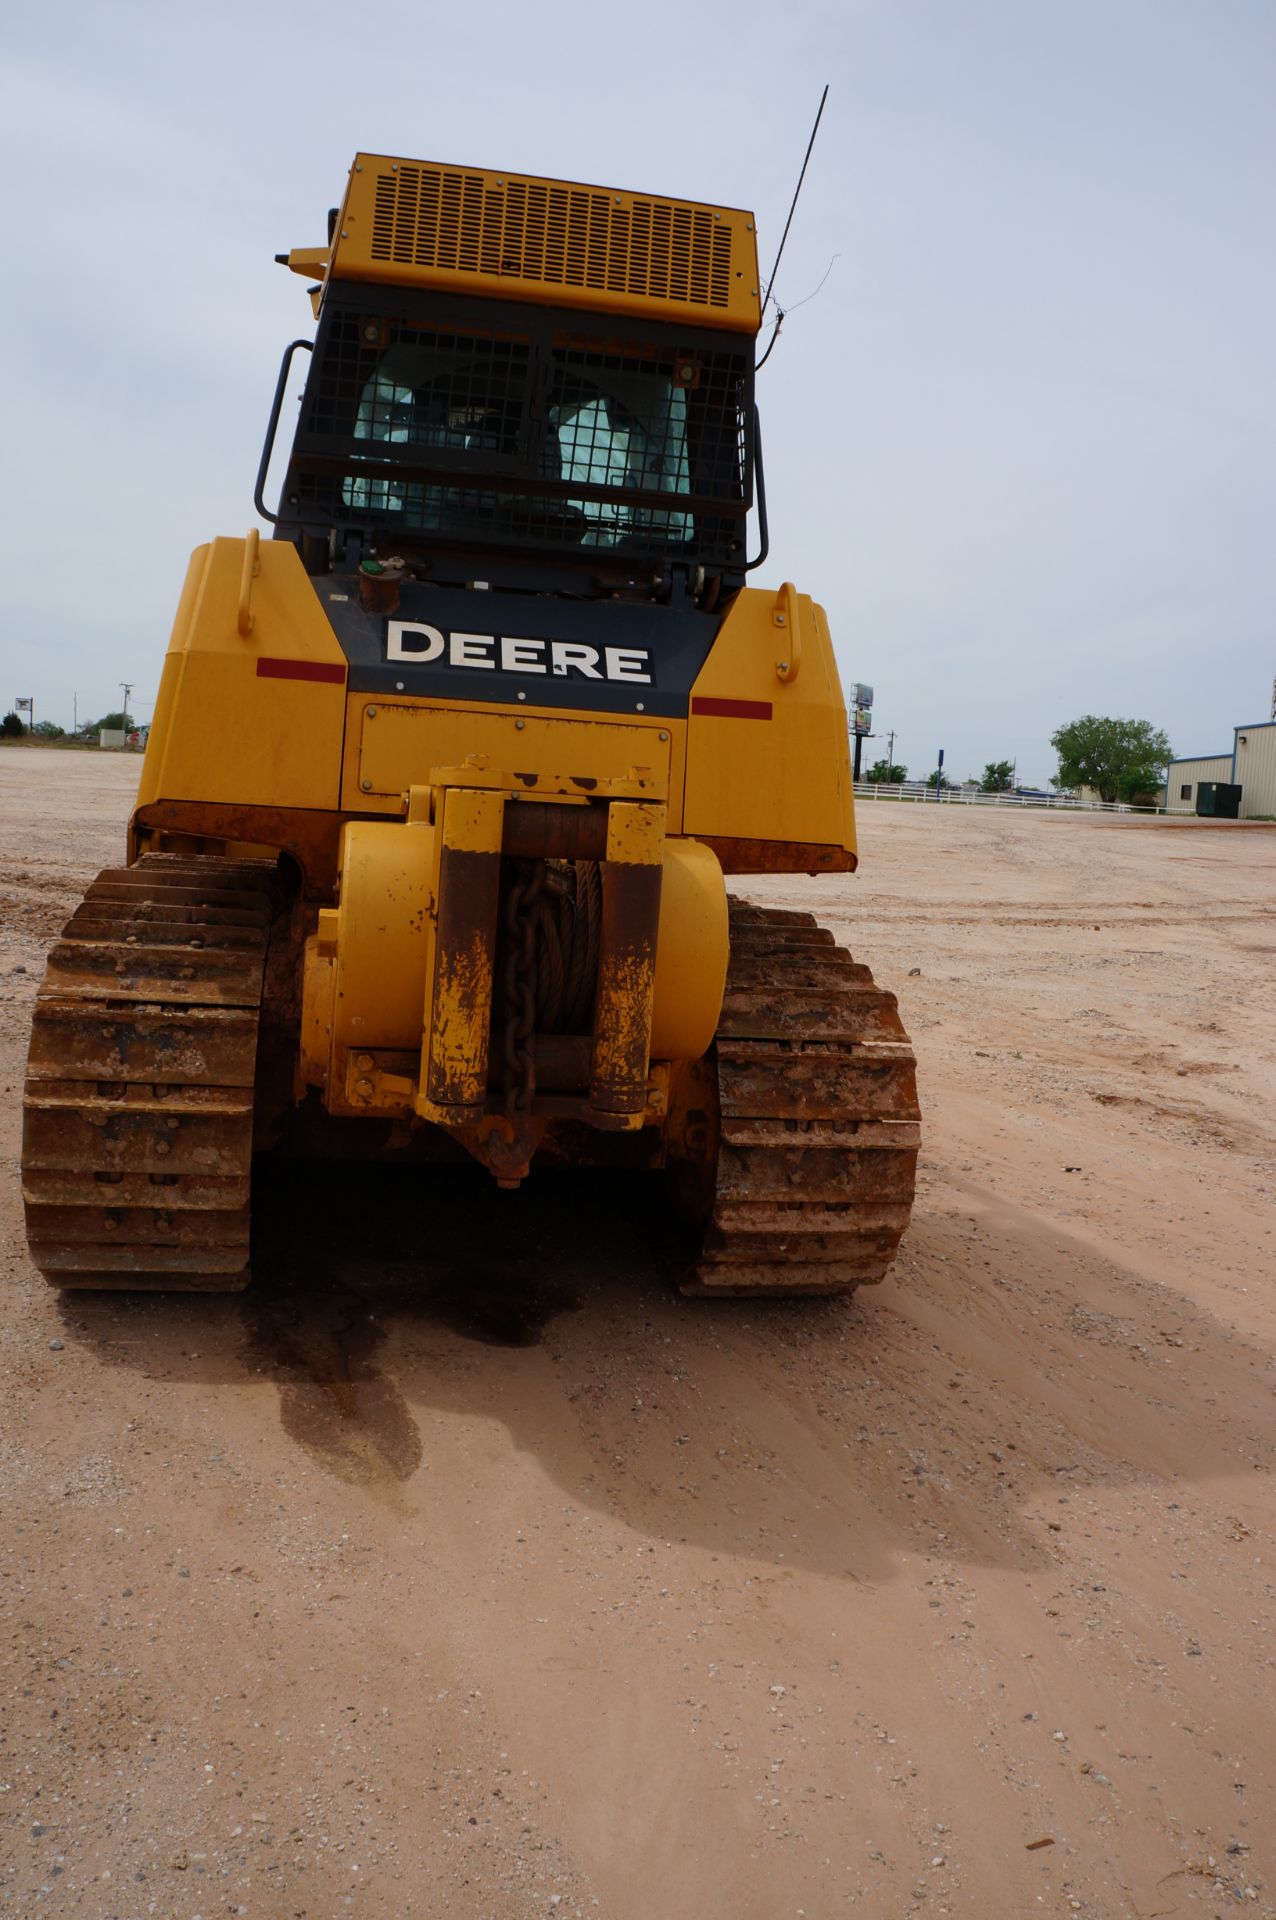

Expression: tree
xmin=865 ymin=759 xmax=907 ymax=783
xmin=31 ymin=719 xmax=64 ymax=739
xmin=925 ymin=770 xmax=955 ymax=789
xmin=980 ymin=760 xmax=1014 ymax=793
xmin=83 ymin=712 xmax=131 ymax=735
xmin=1 ymin=711 xmax=25 ymax=739
xmin=1050 ymin=715 xmax=1172 ymax=804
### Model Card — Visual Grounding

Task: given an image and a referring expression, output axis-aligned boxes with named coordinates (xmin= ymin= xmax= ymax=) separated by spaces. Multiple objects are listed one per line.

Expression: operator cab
xmin=270 ymin=290 xmax=755 ymax=604
xmin=261 ymin=157 xmax=763 ymax=606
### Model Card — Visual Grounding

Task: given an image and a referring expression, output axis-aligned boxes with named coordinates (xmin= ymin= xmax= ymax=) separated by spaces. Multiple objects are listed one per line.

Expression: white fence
xmin=853 ymin=783 xmax=1164 ymax=815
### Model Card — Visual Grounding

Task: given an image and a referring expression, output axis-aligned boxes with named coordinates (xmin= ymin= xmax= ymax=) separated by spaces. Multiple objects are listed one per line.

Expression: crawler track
xmin=686 ymin=901 xmax=920 ymax=1296
xmin=21 ymin=854 xmax=275 ymax=1291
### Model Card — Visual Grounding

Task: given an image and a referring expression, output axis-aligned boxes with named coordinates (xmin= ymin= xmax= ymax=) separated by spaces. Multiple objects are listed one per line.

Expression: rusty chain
xmin=501 ymin=862 xmax=543 ymax=1116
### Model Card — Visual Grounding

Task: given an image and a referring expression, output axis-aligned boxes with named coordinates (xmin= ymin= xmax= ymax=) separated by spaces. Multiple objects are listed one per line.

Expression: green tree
xmin=1 ymin=711 xmax=25 ymax=739
xmin=1050 ymin=715 xmax=1172 ymax=803
xmin=84 ymin=712 xmax=131 ymax=735
xmin=865 ymin=758 xmax=907 ymax=783
xmin=31 ymin=719 xmax=64 ymax=739
xmin=925 ymin=770 xmax=955 ymax=789
xmin=980 ymin=760 xmax=1014 ymax=792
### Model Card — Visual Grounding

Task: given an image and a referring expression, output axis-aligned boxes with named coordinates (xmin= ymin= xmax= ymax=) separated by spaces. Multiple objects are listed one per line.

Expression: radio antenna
xmin=761 ymin=83 xmax=830 ymax=318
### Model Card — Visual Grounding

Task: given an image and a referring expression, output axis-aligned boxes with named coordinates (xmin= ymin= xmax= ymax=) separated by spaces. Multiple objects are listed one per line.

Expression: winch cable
xmin=498 ymin=860 xmax=603 ymax=1062
xmin=535 ymin=860 xmax=602 ymax=1033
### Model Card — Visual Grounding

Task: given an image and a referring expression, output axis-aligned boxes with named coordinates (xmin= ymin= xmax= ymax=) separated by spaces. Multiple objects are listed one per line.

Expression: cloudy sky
xmin=5 ymin=0 xmax=1273 ymax=783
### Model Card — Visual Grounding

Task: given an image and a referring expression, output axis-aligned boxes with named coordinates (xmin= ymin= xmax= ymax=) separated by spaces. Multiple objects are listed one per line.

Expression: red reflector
xmin=255 ymin=657 xmax=346 ymax=685
xmin=691 ymin=695 xmax=773 ymax=720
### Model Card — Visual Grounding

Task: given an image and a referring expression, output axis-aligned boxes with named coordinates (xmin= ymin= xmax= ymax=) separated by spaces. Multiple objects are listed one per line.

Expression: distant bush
xmin=31 ymin=719 xmax=65 ymax=739
xmin=1 ymin=711 xmax=25 ymax=739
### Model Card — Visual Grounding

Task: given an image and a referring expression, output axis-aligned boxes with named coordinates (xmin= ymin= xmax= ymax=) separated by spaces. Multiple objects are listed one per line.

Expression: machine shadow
xmin=58 ymin=1155 xmax=1276 ymax=1584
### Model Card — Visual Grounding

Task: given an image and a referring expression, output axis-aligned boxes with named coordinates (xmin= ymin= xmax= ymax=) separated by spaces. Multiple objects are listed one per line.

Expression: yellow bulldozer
xmin=21 ymin=154 xmax=919 ymax=1297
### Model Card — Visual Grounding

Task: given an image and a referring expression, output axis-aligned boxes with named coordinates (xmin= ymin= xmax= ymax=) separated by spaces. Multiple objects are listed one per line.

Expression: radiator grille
xmin=369 ymin=166 xmax=737 ymax=312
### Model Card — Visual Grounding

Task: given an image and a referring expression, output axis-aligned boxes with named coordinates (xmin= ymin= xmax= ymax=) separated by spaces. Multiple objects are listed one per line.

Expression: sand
xmin=2 ymin=744 xmax=1274 ymax=1918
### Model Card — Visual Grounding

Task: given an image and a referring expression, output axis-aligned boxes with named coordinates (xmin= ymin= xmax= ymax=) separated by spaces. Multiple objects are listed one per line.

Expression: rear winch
xmin=299 ymin=772 xmax=729 ymax=1185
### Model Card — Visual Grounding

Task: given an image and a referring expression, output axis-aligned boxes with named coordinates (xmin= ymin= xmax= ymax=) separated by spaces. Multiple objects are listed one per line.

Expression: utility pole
xmin=887 ymin=728 xmax=896 ymax=775
xmin=119 ymin=682 xmax=134 ymax=729
xmin=73 ymin=691 xmax=77 ymax=736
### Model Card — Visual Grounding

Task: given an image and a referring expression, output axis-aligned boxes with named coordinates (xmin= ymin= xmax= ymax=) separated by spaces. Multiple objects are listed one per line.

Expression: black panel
xmin=320 ymin=576 xmax=721 ymax=718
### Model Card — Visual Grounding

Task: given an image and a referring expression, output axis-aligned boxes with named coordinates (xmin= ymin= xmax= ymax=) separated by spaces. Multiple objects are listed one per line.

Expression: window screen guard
xmin=279 ymin=289 xmax=753 ymax=567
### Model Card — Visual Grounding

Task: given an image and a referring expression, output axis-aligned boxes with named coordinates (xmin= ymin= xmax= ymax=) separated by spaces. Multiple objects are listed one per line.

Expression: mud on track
xmin=2 ymin=745 xmax=1276 ymax=1918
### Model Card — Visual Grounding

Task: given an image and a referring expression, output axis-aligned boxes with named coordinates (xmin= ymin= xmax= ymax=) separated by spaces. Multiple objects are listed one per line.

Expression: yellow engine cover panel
xmin=137 ymin=539 xmax=347 ymax=814
xmin=347 ymin=700 xmax=675 ymax=810
xmin=329 ymin=154 xmax=761 ymax=335
xmin=682 ymin=586 xmax=855 ymax=855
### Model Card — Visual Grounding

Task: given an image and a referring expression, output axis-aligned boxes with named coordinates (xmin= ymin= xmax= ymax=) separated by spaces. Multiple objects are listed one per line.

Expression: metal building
xmin=1233 ymin=722 xmax=1276 ymax=817
xmin=1163 ymin=722 xmax=1276 ymax=818
xmin=1163 ymin=753 xmax=1233 ymax=814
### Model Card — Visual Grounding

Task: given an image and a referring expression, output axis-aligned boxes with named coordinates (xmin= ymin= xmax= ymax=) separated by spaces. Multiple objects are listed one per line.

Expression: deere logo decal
xmin=386 ymin=621 xmax=653 ymax=684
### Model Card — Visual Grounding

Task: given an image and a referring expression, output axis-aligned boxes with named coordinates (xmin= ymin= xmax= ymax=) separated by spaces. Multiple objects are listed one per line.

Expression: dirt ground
xmin=2 ymin=745 xmax=1275 ymax=1920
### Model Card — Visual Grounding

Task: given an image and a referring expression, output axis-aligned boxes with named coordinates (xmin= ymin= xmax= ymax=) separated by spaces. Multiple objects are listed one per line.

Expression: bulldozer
xmin=21 ymin=154 xmax=920 ymax=1297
